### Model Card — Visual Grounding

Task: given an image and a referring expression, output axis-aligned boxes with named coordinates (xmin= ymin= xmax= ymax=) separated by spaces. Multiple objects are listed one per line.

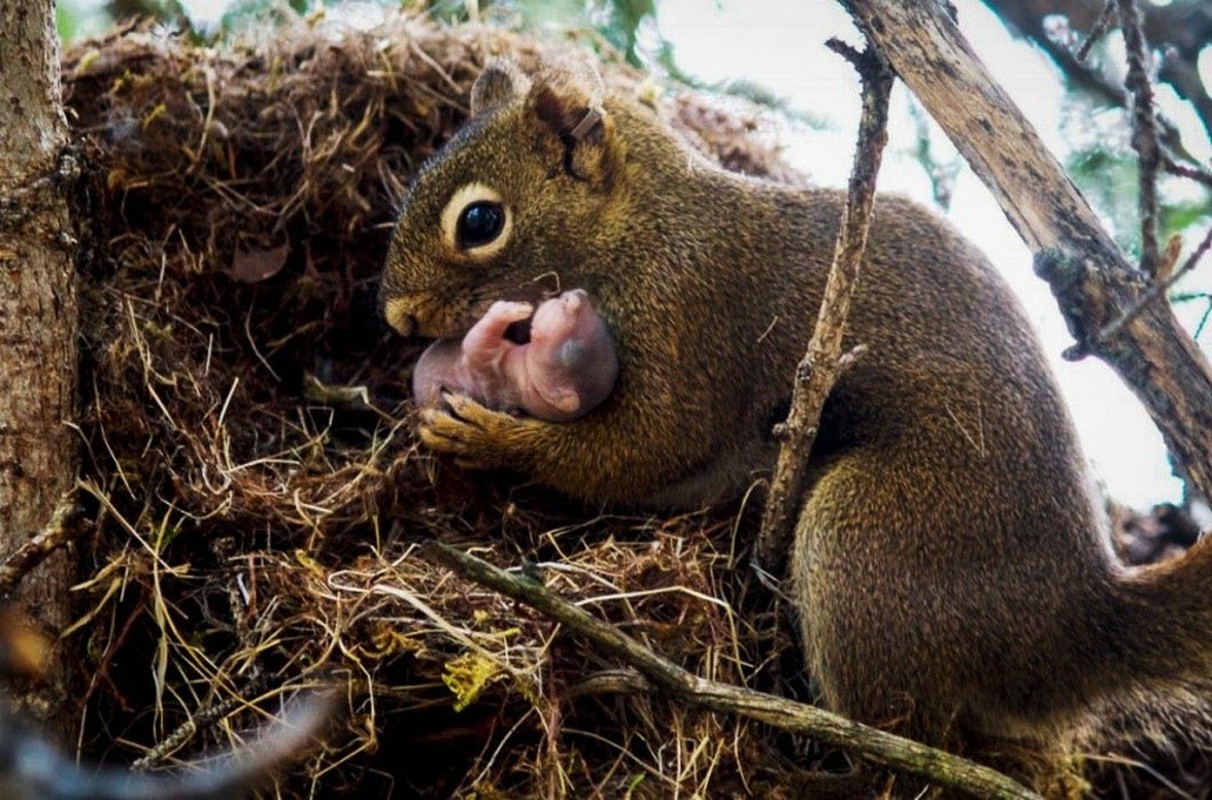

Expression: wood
xmin=842 ymin=0 xmax=1212 ymax=502
xmin=422 ymin=540 xmax=1040 ymax=800
xmin=756 ymin=42 xmax=890 ymax=571
xmin=0 ymin=0 xmax=80 ymax=736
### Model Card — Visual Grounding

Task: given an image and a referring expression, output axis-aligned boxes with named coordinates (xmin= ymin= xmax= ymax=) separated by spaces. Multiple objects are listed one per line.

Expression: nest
xmin=57 ymin=11 xmax=1211 ymax=798
xmin=62 ymin=11 xmax=809 ymax=798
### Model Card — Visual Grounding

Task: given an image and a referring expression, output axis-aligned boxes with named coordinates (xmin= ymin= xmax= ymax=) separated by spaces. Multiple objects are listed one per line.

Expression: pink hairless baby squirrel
xmin=412 ymin=289 xmax=618 ymax=422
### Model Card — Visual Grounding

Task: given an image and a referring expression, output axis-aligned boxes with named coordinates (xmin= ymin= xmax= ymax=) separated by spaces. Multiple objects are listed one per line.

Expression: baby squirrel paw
xmin=418 ymin=391 xmax=546 ymax=469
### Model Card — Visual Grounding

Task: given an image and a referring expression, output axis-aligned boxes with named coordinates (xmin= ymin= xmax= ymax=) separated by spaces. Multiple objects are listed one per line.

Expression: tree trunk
xmin=0 ymin=0 xmax=79 ymax=737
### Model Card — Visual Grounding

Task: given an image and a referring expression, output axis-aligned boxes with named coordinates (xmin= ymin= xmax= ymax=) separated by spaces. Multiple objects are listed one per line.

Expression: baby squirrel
xmin=412 ymin=289 xmax=618 ymax=422
xmin=381 ymin=60 xmax=1212 ymax=786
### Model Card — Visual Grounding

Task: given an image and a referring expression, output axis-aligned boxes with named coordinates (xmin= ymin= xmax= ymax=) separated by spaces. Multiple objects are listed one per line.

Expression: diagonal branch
xmin=841 ymin=0 xmax=1212 ymax=502
xmin=421 ymin=540 xmax=1040 ymax=800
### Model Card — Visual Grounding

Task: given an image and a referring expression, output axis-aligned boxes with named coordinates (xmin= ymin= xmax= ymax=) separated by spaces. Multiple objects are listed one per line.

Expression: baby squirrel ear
xmin=470 ymin=59 xmax=532 ymax=117
xmin=527 ymin=60 xmax=615 ymax=187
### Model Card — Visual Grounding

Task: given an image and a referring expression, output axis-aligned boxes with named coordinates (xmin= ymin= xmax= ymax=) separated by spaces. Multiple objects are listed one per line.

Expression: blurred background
xmin=56 ymin=0 xmax=1212 ymax=509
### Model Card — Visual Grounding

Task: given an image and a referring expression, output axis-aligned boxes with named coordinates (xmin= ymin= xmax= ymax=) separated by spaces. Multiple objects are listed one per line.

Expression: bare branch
xmin=1075 ymin=1 xmax=1116 ymax=63
xmin=754 ymin=39 xmax=892 ymax=570
xmin=0 ymin=492 xmax=83 ymax=598
xmin=1162 ymin=153 xmax=1212 ymax=188
xmin=421 ymin=540 xmax=1040 ymax=800
xmin=1116 ymin=0 xmax=1162 ymax=274
xmin=0 ymin=688 xmax=333 ymax=800
xmin=843 ymin=0 xmax=1212 ymax=503
xmin=983 ymin=0 xmax=1212 ymax=145
xmin=1098 ymin=227 xmax=1212 ymax=342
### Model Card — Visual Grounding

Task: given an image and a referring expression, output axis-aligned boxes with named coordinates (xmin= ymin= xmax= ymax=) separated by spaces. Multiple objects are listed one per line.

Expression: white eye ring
xmin=440 ymin=182 xmax=512 ymax=259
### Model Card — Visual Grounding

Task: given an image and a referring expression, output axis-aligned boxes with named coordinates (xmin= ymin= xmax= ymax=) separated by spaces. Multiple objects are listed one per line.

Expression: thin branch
xmin=420 ymin=540 xmax=1040 ymax=800
xmin=1191 ymin=296 xmax=1212 ymax=340
xmin=1162 ymin=153 xmax=1212 ymax=188
xmin=0 ymin=492 xmax=84 ymax=598
xmin=754 ymin=39 xmax=892 ymax=571
xmin=1098 ymin=224 xmax=1212 ymax=342
xmin=984 ymin=0 xmax=1204 ymax=167
xmin=1100 ymin=225 xmax=1212 ymax=341
xmin=1116 ymin=0 xmax=1162 ymax=274
xmin=0 ymin=690 xmax=333 ymax=800
xmin=844 ymin=0 xmax=1212 ymax=504
xmin=132 ymin=672 xmax=267 ymax=770
xmin=1157 ymin=45 xmax=1212 ymax=147
xmin=1178 ymin=225 xmax=1212 ymax=277
xmin=1075 ymin=1 xmax=1116 ymax=62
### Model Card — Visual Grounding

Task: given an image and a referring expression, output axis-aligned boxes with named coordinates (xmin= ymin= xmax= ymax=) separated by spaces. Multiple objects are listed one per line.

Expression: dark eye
xmin=457 ymin=201 xmax=505 ymax=249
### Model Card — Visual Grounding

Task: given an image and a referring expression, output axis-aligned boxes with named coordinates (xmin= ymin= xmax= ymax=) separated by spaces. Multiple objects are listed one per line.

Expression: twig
xmin=0 ymin=690 xmax=333 ymax=799
xmin=420 ymin=540 xmax=1039 ymax=800
xmin=1190 ymin=296 xmax=1212 ymax=340
xmin=0 ymin=491 xmax=84 ymax=598
xmin=1116 ymin=0 xmax=1161 ymax=274
xmin=1162 ymin=153 xmax=1212 ymax=189
xmin=1098 ymin=224 xmax=1212 ymax=342
xmin=753 ymin=39 xmax=892 ymax=571
xmin=132 ymin=671 xmax=267 ymax=771
xmin=1075 ymin=1 xmax=1117 ymax=63
xmin=986 ymin=0 xmax=1204 ymax=168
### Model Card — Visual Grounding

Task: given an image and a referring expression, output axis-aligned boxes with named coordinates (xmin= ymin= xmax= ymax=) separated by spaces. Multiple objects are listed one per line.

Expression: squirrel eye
xmin=457 ymin=201 xmax=505 ymax=249
xmin=440 ymin=183 xmax=511 ymax=258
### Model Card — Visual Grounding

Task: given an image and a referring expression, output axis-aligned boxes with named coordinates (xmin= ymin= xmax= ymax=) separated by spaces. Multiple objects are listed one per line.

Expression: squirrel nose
xmin=382 ymin=296 xmax=419 ymax=337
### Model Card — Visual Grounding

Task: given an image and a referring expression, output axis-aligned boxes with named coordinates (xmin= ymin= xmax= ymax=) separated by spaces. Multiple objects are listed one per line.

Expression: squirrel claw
xmin=419 ymin=392 xmax=541 ymax=469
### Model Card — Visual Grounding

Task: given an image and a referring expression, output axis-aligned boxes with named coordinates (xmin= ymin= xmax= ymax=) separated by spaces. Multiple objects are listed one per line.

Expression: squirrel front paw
xmin=418 ymin=391 xmax=547 ymax=470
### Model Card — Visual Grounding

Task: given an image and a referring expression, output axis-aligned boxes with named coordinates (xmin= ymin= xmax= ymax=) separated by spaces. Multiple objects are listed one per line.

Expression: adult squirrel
xmin=380 ymin=59 xmax=1212 ymax=788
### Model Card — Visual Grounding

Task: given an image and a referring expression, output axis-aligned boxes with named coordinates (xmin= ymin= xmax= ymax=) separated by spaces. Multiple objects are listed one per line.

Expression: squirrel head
xmin=381 ymin=58 xmax=624 ymax=340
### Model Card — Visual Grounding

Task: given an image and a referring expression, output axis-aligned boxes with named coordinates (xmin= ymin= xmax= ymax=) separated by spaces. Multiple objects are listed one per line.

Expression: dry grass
xmin=56 ymin=11 xmax=1209 ymax=797
xmin=61 ymin=11 xmax=808 ymax=797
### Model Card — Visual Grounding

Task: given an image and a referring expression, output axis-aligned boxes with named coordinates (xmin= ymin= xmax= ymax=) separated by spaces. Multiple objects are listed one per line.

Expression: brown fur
xmin=380 ymin=60 xmax=1212 ymax=792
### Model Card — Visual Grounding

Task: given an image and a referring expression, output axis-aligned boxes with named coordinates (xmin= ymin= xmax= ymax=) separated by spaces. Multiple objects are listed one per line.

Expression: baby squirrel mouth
xmin=504 ymin=317 xmax=532 ymax=345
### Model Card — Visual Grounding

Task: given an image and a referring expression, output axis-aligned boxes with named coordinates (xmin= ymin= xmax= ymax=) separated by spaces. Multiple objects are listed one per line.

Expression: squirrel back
xmin=380 ymin=59 xmax=1212 ymax=787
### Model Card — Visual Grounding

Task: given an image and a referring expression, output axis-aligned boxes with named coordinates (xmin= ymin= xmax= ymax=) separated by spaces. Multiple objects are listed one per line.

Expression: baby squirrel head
xmin=381 ymin=59 xmax=624 ymax=340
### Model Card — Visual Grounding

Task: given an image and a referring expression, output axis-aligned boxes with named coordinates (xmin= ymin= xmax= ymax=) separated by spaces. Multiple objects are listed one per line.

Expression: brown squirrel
xmin=380 ymin=59 xmax=1212 ymax=790
xmin=411 ymin=289 xmax=618 ymax=422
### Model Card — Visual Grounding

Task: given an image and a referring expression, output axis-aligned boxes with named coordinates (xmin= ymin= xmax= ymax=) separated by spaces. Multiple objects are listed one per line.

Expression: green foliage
xmin=59 ymin=0 xmax=117 ymax=43
xmin=591 ymin=0 xmax=656 ymax=66
xmin=1061 ymin=84 xmax=1211 ymax=264
xmin=408 ymin=0 xmax=475 ymax=24
xmin=475 ymin=0 xmax=660 ymax=67
xmin=1161 ymin=200 xmax=1212 ymax=238
xmin=219 ymin=0 xmax=310 ymax=36
xmin=57 ymin=1 xmax=85 ymax=44
xmin=1068 ymin=144 xmax=1211 ymax=265
xmin=1067 ymin=144 xmax=1143 ymax=255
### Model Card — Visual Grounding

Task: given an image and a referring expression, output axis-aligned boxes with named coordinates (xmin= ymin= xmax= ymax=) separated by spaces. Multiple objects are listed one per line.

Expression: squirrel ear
xmin=470 ymin=59 xmax=532 ymax=117
xmin=527 ymin=61 xmax=614 ymax=186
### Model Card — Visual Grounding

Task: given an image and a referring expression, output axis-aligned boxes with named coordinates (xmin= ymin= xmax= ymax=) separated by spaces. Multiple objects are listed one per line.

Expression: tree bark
xmin=0 ymin=0 xmax=80 ymax=736
xmin=842 ymin=0 xmax=1212 ymax=503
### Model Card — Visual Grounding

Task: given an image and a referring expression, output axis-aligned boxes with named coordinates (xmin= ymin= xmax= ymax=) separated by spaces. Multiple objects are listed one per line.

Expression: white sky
xmin=156 ymin=0 xmax=1211 ymax=507
xmin=658 ymin=0 xmax=1212 ymax=509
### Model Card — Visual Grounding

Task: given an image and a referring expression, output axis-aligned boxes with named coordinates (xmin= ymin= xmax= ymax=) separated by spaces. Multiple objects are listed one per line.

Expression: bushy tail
xmin=1098 ymin=535 xmax=1212 ymax=743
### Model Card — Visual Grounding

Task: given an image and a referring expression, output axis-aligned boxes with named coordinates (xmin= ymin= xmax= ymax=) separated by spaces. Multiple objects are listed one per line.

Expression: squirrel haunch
xmin=412 ymin=289 xmax=619 ymax=422
xmin=381 ymin=58 xmax=1212 ymax=787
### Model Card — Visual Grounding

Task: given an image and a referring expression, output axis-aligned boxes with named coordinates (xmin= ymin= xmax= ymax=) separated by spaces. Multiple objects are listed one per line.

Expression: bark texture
xmin=0 ymin=0 xmax=79 ymax=735
xmin=844 ymin=0 xmax=1212 ymax=502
